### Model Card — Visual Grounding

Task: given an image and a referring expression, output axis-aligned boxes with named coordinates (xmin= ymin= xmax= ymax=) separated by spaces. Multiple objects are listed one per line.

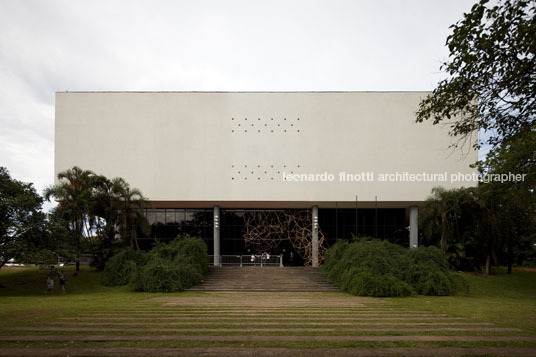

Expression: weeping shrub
xmin=323 ymin=238 xmax=462 ymax=297
xmin=323 ymin=240 xmax=349 ymax=272
xmin=103 ymin=236 xmax=208 ymax=292
xmin=406 ymin=246 xmax=455 ymax=296
xmin=348 ymin=272 xmax=413 ymax=297
xmin=101 ymin=247 xmax=147 ymax=286
xmin=128 ymin=258 xmax=203 ymax=292
xmin=173 ymin=237 xmax=210 ymax=275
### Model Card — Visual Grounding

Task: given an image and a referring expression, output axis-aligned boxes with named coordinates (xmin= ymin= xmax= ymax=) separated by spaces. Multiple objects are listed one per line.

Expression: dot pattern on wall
xmin=231 ymin=117 xmax=302 ymax=134
xmin=231 ymin=164 xmax=301 ymax=181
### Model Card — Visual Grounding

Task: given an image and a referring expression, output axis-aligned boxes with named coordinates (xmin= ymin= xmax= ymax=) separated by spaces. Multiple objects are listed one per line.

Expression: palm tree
xmin=421 ymin=187 xmax=463 ymax=254
xmin=45 ymin=166 xmax=151 ymax=269
xmin=44 ymin=166 xmax=98 ymax=271
xmin=111 ymin=178 xmax=150 ymax=249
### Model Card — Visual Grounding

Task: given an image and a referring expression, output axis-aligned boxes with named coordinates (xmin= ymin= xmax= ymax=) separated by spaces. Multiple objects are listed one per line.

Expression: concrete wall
xmin=55 ymin=92 xmax=477 ymax=208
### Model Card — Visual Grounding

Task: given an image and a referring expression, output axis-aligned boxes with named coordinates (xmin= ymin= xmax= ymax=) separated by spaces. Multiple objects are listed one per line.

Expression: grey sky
xmin=0 ymin=0 xmax=475 ymax=209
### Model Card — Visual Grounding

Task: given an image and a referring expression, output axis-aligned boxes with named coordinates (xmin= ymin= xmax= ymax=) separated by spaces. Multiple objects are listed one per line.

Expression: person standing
xmin=45 ymin=276 xmax=54 ymax=294
xmin=59 ymin=272 xmax=67 ymax=294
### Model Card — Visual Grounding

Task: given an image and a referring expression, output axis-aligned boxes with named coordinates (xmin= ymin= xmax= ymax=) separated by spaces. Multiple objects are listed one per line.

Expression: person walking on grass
xmin=45 ymin=275 xmax=54 ymax=294
xmin=59 ymin=272 xmax=67 ymax=294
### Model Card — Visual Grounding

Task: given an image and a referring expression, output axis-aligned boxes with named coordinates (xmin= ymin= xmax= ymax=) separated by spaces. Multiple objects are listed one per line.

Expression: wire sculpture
xmin=242 ymin=210 xmax=327 ymax=266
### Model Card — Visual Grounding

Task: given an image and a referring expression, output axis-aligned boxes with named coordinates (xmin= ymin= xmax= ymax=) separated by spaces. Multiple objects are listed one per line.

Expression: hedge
xmin=323 ymin=239 xmax=461 ymax=297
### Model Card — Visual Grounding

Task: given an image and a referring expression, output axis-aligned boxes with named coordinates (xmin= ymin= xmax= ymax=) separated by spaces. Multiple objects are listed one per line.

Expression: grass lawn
xmin=0 ymin=265 xmax=535 ymax=355
xmin=0 ymin=266 xmax=207 ymax=321
xmin=387 ymin=267 xmax=536 ymax=334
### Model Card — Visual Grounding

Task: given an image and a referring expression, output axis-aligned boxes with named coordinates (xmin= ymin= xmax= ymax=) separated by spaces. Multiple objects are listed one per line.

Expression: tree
xmin=417 ymin=0 xmax=536 ymax=274
xmin=42 ymin=207 xmax=78 ymax=264
xmin=420 ymin=182 xmax=535 ymax=274
xmin=111 ymin=177 xmax=150 ymax=250
xmin=420 ymin=187 xmax=464 ymax=254
xmin=0 ymin=167 xmax=45 ymax=268
xmin=44 ymin=166 xmax=99 ymax=271
xmin=44 ymin=167 xmax=150 ymax=270
xmin=89 ymin=175 xmax=123 ymax=270
xmin=478 ymin=129 xmax=536 ymax=273
xmin=416 ymin=0 xmax=536 ymax=152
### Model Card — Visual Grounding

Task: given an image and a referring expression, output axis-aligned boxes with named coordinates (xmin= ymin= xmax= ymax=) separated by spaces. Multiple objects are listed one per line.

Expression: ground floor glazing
xmin=138 ymin=207 xmax=411 ymax=260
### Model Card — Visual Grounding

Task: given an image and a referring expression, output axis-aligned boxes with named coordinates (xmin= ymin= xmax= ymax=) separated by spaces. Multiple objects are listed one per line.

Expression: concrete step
xmin=189 ymin=267 xmax=340 ymax=292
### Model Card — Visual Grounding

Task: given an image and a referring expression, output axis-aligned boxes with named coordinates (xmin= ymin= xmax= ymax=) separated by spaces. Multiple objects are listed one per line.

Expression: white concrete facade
xmin=55 ymin=92 xmax=477 ymax=209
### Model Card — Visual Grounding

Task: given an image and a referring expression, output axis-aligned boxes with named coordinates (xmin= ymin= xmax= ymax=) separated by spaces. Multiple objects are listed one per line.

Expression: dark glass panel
xmin=166 ymin=209 xmax=176 ymax=225
xmin=185 ymin=210 xmax=195 ymax=223
xmin=146 ymin=209 xmax=157 ymax=225
xmin=175 ymin=209 xmax=185 ymax=223
xmin=156 ymin=210 xmax=165 ymax=225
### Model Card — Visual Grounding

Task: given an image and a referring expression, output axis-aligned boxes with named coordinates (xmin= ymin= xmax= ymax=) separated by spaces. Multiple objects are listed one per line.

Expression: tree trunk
xmin=485 ymin=254 xmax=491 ymax=275
xmin=507 ymin=238 xmax=513 ymax=274
xmin=133 ymin=225 xmax=139 ymax=250
xmin=75 ymin=260 xmax=80 ymax=272
xmin=440 ymin=212 xmax=447 ymax=254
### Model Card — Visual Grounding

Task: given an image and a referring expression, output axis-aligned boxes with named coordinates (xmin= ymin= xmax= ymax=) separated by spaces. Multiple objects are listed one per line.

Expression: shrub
xmin=406 ymin=246 xmax=455 ymax=296
xmin=409 ymin=246 xmax=450 ymax=272
xmin=323 ymin=239 xmax=349 ymax=272
xmin=128 ymin=265 xmax=144 ymax=292
xmin=149 ymin=240 xmax=181 ymax=261
xmin=348 ymin=272 xmax=413 ymax=297
xmin=102 ymin=236 xmax=209 ymax=292
xmin=173 ymin=237 xmax=209 ymax=275
xmin=129 ymin=259 xmax=204 ymax=293
xmin=131 ymin=258 xmax=184 ymax=292
xmin=323 ymin=238 xmax=461 ymax=297
xmin=409 ymin=269 xmax=454 ymax=296
xmin=101 ymin=248 xmax=147 ymax=286
xmin=149 ymin=236 xmax=208 ymax=274
xmin=174 ymin=262 xmax=204 ymax=288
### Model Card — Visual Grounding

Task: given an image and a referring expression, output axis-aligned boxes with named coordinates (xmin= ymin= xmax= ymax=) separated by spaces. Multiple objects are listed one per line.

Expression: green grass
xmin=384 ymin=268 xmax=536 ymax=334
xmin=0 ymin=265 xmax=535 ymax=353
xmin=1 ymin=340 xmax=536 ymax=350
xmin=0 ymin=266 xmax=206 ymax=325
xmin=0 ymin=330 xmax=528 ymax=337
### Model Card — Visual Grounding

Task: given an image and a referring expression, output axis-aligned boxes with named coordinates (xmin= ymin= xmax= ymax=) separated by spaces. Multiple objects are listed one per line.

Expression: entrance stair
xmin=188 ymin=266 xmax=340 ymax=292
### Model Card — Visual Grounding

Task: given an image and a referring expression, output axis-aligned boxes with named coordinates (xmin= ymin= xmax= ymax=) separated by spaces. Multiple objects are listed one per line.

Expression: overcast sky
xmin=0 ymin=0 xmax=475 ymax=210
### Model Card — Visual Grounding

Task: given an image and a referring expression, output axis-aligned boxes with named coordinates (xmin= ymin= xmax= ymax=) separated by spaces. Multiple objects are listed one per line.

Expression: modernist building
xmin=55 ymin=92 xmax=477 ymax=266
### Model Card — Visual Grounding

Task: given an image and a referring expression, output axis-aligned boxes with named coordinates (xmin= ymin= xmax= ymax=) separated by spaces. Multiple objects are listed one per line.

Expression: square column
xmin=213 ymin=205 xmax=221 ymax=266
xmin=409 ymin=205 xmax=418 ymax=248
xmin=312 ymin=205 xmax=319 ymax=267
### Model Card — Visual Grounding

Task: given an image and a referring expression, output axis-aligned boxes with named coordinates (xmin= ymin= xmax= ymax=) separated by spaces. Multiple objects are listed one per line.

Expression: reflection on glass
xmin=166 ymin=210 xmax=176 ymax=225
xmin=175 ymin=209 xmax=185 ymax=223
xmin=156 ymin=210 xmax=165 ymax=225
xmin=185 ymin=210 xmax=194 ymax=223
xmin=146 ymin=210 xmax=157 ymax=225
xmin=141 ymin=208 xmax=406 ymax=250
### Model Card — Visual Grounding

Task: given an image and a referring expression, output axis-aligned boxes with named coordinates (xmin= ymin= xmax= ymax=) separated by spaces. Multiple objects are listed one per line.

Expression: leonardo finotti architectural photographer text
xmin=281 ymin=171 xmax=527 ymax=184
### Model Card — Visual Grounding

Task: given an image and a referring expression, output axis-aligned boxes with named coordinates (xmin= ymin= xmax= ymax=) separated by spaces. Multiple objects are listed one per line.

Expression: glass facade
xmin=319 ymin=208 xmax=408 ymax=247
xmin=138 ymin=208 xmax=213 ymax=251
xmin=219 ymin=209 xmax=311 ymax=255
xmin=140 ymin=207 xmax=408 ymax=252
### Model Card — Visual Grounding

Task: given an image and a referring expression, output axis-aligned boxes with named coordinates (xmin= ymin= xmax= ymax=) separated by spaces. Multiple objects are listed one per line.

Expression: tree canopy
xmin=44 ymin=166 xmax=150 ymax=270
xmin=0 ymin=167 xmax=45 ymax=267
xmin=416 ymin=0 xmax=536 ymax=152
